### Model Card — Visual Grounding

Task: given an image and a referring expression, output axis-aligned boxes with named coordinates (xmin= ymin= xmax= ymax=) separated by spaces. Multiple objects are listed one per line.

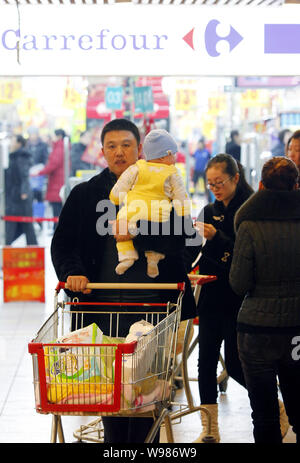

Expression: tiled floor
xmin=0 ymin=220 xmax=297 ymax=444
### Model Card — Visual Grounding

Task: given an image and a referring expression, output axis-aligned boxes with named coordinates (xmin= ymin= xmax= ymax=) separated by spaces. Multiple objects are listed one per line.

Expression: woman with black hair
xmin=230 ymin=157 xmax=300 ymax=443
xmin=184 ymin=154 xmax=254 ymax=442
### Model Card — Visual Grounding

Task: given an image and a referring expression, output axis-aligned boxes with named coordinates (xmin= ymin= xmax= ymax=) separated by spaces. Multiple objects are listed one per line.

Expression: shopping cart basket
xmin=28 ymin=281 xmax=185 ymax=443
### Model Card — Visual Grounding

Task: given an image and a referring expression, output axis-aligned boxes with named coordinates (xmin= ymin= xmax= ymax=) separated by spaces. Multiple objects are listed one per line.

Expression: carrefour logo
xmin=183 ymin=19 xmax=243 ymax=57
xmin=1 ymin=28 xmax=168 ymax=51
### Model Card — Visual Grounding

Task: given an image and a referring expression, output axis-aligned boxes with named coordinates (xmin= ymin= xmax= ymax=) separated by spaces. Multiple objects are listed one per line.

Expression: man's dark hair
xmin=262 ymin=156 xmax=299 ymax=191
xmin=101 ymin=118 xmax=140 ymax=146
xmin=54 ymin=129 xmax=66 ymax=139
xmin=290 ymin=129 xmax=300 ymax=142
xmin=230 ymin=130 xmax=239 ymax=141
xmin=15 ymin=134 xmax=26 ymax=148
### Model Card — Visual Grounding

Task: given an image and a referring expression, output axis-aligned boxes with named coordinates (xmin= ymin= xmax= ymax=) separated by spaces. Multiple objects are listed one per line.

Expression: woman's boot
xmin=279 ymin=399 xmax=290 ymax=438
xmin=193 ymin=404 xmax=220 ymax=443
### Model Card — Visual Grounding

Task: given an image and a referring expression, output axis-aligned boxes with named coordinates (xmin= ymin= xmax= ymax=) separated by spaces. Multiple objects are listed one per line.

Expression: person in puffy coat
xmin=229 ymin=156 xmax=300 ymax=443
xmin=35 ymin=129 xmax=66 ymax=230
xmin=5 ymin=134 xmax=37 ymax=245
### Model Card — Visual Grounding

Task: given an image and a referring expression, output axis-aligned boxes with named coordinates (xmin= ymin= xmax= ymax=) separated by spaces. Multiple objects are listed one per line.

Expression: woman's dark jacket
xmin=184 ymin=186 xmax=253 ymax=318
xmin=51 ymin=167 xmax=196 ymax=321
xmin=229 ymin=189 xmax=300 ymax=329
xmin=5 ymin=148 xmax=33 ymax=216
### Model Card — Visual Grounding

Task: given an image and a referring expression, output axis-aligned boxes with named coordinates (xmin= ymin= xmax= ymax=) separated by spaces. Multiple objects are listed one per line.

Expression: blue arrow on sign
xmin=265 ymin=24 xmax=300 ymax=53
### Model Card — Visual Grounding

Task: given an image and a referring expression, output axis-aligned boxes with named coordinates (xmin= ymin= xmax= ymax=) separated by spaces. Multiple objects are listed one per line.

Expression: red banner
xmin=3 ymin=247 xmax=45 ymax=302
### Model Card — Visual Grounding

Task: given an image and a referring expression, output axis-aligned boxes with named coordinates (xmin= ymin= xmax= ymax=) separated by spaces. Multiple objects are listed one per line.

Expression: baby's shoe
xmin=115 ymin=259 xmax=135 ymax=275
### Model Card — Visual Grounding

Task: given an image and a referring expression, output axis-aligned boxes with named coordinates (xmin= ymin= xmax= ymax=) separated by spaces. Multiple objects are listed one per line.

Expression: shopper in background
xmin=192 ymin=138 xmax=211 ymax=199
xmin=33 ymin=129 xmax=66 ymax=231
xmin=70 ymin=130 xmax=93 ymax=177
xmin=184 ymin=153 xmax=253 ymax=443
xmin=225 ymin=130 xmax=241 ymax=162
xmin=51 ymin=118 xmax=196 ymax=444
xmin=26 ymin=126 xmax=49 ymax=229
xmin=176 ymin=141 xmax=186 ymax=164
xmin=26 ymin=126 xmax=49 ymax=167
xmin=230 ymin=157 xmax=300 ymax=443
xmin=286 ymin=129 xmax=300 ymax=169
xmin=271 ymin=128 xmax=292 ymax=157
xmin=5 ymin=134 xmax=37 ymax=245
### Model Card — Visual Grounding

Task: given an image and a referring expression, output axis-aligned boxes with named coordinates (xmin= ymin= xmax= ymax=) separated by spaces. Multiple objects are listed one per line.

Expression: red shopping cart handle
xmin=56 ymin=281 xmax=186 ymax=293
xmin=188 ymin=274 xmax=217 ymax=286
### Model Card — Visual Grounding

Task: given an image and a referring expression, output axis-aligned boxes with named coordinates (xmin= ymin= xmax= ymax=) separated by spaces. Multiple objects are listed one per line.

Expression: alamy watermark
xmin=291 ymin=336 xmax=300 ymax=361
xmin=95 ymin=198 xmax=202 ymax=246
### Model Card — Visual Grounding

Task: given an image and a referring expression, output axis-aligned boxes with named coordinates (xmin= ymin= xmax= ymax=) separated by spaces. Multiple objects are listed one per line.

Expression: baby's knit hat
xmin=143 ymin=129 xmax=178 ymax=161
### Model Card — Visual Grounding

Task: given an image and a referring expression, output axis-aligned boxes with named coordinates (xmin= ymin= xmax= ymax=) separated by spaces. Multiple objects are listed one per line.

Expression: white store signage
xmin=0 ymin=4 xmax=300 ymax=76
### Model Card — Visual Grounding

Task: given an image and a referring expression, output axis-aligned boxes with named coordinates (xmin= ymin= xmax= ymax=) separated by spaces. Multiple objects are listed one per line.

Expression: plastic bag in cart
xmin=118 ymin=319 xmax=156 ymax=384
xmin=44 ymin=323 xmax=124 ymax=404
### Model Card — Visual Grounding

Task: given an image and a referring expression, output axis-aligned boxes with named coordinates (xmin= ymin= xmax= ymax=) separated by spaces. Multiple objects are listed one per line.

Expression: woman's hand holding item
xmin=195 ymin=221 xmax=217 ymax=241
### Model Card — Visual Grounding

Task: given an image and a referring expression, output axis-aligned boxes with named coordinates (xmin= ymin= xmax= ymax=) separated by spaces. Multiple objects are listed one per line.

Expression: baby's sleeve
xmin=169 ymin=172 xmax=191 ymax=217
xmin=109 ymin=164 xmax=139 ymax=205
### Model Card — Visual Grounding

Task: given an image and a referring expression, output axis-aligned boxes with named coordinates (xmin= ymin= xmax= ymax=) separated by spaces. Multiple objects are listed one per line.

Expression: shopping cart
xmin=28 ymin=281 xmax=185 ymax=443
xmin=70 ymin=276 xmax=225 ymax=444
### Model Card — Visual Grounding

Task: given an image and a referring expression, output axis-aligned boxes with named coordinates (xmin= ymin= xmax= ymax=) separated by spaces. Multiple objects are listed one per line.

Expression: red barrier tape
xmin=2 ymin=215 xmax=58 ymax=223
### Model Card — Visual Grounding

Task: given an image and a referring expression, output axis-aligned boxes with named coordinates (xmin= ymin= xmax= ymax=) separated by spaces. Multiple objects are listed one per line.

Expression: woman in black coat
xmin=185 ymin=154 xmax=254 ymax=443
xmin=5 ymin=135 xmax=37 ymax=245
xmin=230 ymin=157 xmax=300 ymax=443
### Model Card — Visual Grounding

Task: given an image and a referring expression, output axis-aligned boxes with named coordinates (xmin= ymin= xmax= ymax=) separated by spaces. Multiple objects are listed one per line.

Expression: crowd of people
xmin=4 ymin=127 xmax=95 ymax=245
xmin=4 ymin=118 xmax=300 ymax=444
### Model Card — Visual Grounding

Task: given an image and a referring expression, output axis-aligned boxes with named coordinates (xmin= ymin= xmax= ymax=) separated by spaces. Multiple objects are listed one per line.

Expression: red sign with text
xmin=3 ymin=247 xmax=45 ymax=302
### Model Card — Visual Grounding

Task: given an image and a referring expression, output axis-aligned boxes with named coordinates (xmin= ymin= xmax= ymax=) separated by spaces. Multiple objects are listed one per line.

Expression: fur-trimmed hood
xmin=235 ymin=189 xmax=300 ymax=232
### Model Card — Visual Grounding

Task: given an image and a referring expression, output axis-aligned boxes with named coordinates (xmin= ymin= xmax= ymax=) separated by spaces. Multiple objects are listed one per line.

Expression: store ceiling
xmin=2 ymin=0 xmax=300 ymax=6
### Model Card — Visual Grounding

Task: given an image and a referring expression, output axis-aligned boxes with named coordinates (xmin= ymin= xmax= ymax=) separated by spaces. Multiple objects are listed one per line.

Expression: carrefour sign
xmin=0 ymin=4 xmax=300 ymax=76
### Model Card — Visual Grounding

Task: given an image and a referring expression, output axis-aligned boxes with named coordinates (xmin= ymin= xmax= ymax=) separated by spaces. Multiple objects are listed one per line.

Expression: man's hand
xmin=109 ymin=219 xmax=132 ymax=242
xmin=66 ymin=275 xmax=91 ymax=294
xmin=21 ymin=194 xmax=28 ymax=200
xmin=194 ymin=221 xmax=217 ymax=241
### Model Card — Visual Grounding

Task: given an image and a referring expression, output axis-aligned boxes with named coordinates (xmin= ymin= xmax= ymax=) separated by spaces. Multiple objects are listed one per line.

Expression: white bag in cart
xmin=122 ymin=320 xmax=156 ymax=384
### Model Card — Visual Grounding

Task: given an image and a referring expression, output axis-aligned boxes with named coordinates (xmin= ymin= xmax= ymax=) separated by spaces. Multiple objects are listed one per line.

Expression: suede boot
xmin=193 ymin=404 xmax=220 ymax=443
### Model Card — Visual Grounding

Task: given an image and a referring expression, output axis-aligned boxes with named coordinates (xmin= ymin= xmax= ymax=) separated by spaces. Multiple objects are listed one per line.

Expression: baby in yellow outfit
xmin=109 ymin=129 xmax=191 ymax=278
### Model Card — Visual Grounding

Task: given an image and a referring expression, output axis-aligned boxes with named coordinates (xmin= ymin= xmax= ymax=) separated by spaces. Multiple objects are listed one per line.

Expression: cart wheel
xmin=174 ymin=378 xmax=184 ymax=390
xmin=201 ymin=435 xmax=217 ymax=443
xmin=219 ymin=377 xmax=228 ymax=393
xmin=169 ymin=387 xmax=177 ymax=406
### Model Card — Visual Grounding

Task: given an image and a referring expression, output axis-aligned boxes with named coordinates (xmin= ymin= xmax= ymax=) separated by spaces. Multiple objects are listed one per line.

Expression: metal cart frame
xmin=28 ymin=281 xmax=188 ymax=443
